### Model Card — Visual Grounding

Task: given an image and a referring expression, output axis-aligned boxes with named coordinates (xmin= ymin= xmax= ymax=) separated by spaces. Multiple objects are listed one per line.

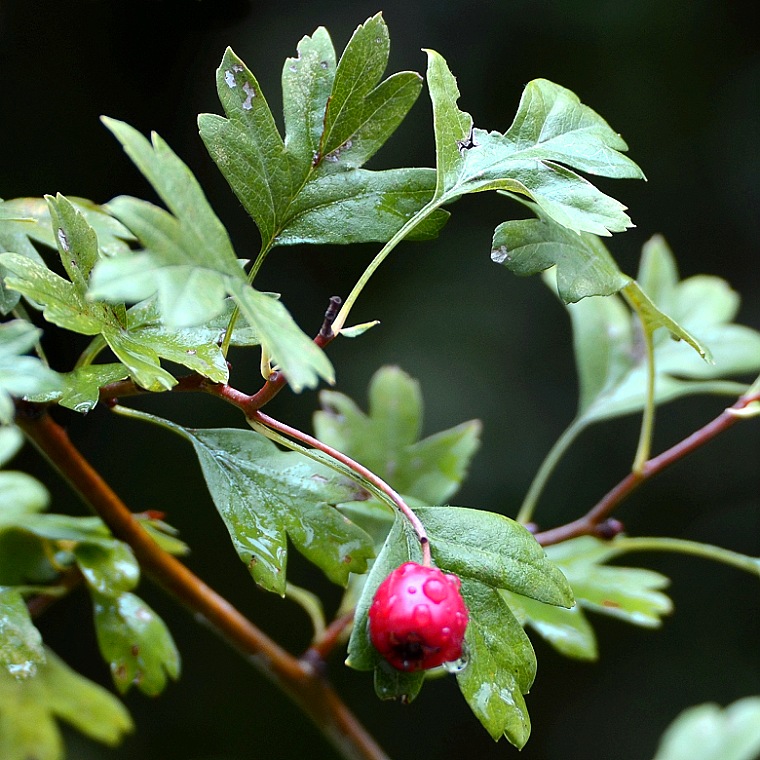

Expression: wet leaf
xmin=456 ymin=578 xmax=536 ymax=747
xmin=0 ymin=320 xmax=62 ymax=423
xmin=314 ymin=366 xmax=481 ymax=505
xmin=0 ymin=646 xmax=133 ymax=759
xmin=0 ymin=588 xmax=45 ymax=679
xmin=652 ymin=697 xmax=760 ymax=760
xmin=199 ymin=16 xmax=447 ymax=251
xmin=425 ymin=51 xmax=643 ymax=235
xmin=88 ymin=590 xmax=180 ymax=696
xmin=546 ymin=536 xmax=673 ymax=628
xmin=25 ymin=363 xmax=130 ymax=414
xmin=416 ymin=506 xmax=573 ymax=607
xmin=129 ymin=412 xmax=374 ymax=595
xmin=562 ymin=236 xmax=760 ymax=425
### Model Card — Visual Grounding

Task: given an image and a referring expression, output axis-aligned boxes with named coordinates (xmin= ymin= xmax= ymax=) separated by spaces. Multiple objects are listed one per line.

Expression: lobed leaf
xmin=0 ymin=647 xmax=133 ymax=759
xmin=314 ymin=366 xmax=481 ymax=505
xmin=562 ymin=236 xmax=760 ymax=425
xmin=456 ymin=578 xmax=536 ymax=747
xmin=199 ymin=16 xmax=446 ymax=252
xmin=129 ymin=413 xmax=374 ymax=595
xmin=88 ymin=126 xmax=333 ymax=391
xmin=425 ymin=51 xmax=643 ymax=235
xmin=88 ymin=590 xmax=180 ymax=696
xmin=491 ymin=213 xmax=631 ymax=302
xmin=652 ymin=698 xmax=760 ymax=760
xmin=546 ymin=536 xmax=673 ymax=628
xmin=0 ymin=588 xmax=45 ymax=679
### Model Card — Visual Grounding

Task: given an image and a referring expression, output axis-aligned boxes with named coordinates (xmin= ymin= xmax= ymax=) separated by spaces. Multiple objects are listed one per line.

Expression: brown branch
xmin=15 ymin=405 xmax=389 ymax=760
xmin=534 ymin=391 xmax=760 ymax=547
xmin=302 ymin=611 xmax=356 ymax=667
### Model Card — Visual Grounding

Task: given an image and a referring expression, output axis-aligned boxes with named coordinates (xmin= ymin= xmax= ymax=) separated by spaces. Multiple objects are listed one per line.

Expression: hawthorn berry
xmin=368 ymin=561 xmax=469 ymax=672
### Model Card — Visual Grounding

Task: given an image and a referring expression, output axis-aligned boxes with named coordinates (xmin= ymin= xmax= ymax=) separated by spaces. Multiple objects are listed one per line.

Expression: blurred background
xmin=1 ymin=1 xmax=758 ymax=758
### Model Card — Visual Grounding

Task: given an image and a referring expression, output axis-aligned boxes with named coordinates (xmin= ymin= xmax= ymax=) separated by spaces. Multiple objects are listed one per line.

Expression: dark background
xmin=1 ymin=1 xmax=758 ymax=759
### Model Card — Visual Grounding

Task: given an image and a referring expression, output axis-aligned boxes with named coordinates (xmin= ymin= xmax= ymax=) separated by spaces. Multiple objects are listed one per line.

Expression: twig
xmin=15 ymin=405 xmax=390 ymax=760
xmin=534 ymin=391 xmax=760 ymax=547
xmin=98 ymin=296 xmax=342 ymax=410
xmin=303 ymin=611 xmax=356 ymax=666
xmin=251 ymin=409 xmax=432 ymax=567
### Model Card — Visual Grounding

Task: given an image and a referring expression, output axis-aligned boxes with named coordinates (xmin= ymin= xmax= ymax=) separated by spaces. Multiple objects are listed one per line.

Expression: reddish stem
xmin=535 ymin=392 xmax=760 ymax=547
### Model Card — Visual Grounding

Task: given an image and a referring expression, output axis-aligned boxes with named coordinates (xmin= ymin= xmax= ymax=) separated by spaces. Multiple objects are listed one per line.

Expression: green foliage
xmin=115 ymin=408 xmax=375 ymax=595
xmin=0 ymin=588 xmax=45 ymax=679
xmin=0 ymin=647 xmax=133 ymax=760
xmin=87 ymin=121 xmax=332 ymax=392
xmin=652 ymin=697 xmax=760 ymax=760
xmin=198 ymin=15 xmax=449 ymax=252
xmin=562 ymin=235 xmax=760 ymax=425
xmin=0 ymin=321 xmax=61 ymax=423
xmin=425 ymin=52 xmax=644 ymax=235
xmin=314 ymin=366 xmax=481 ymax=505
xmin=504 ymin=536 xmax=673 ymax=662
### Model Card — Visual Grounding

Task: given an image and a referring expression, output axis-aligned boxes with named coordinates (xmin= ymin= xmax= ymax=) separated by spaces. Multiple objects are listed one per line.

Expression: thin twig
xmin=534 ymin=391 xmax=760 ymax=547
xmin=15 ymin=405 xmax=390 ymax=760
xmin=251 ymin=409 xmax=432 ymax=567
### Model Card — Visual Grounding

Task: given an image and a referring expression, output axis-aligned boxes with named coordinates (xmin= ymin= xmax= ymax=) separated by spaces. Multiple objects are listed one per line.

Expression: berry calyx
xmin=368 ymin=562 xmax=469 ymax=672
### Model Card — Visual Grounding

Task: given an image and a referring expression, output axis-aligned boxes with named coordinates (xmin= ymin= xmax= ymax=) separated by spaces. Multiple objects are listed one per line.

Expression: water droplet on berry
xmin=443 ymin=642 xmax=470 ymax=673
xmin=412 ymin=604 xmax=431 ymax=628
xmin=422 ymin=578 xmax=447 ymax=603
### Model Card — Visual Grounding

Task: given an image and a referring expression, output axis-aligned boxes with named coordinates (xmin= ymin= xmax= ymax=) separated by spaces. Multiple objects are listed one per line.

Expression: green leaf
xmin=273 ymin=168 xmax=448 ymax=245
xmin=425 ymin=51 xmax=643 ymax=235
xmin=564 ymin=236 xmax=760 ymax=425
xmin=0 ymin=320 xmax=62 ymax=423
xmin=0 ymin=196 xmax=133 ymax=257
xmin=0 ymin=470 xmax=50 ymax=519
xmin=89 ymin=590 xmax=180 ymax=696
xmin=199 ymin=17 xmax=446 ymax=251
xmin=25 ymin=363 xmax=130 ymax=414
xmin=0 ymin=426 xmax=23 ymax=467
xmin=491 ymin=213 xmax=631 ymax=302
xmin=3 ymin=194 xmax=233 ymax=393
xmin=314 ymin=366 xmax=481 ymax=505
xmin=0 ymin=588 xmax=45 ymax=679
xmin=0 ymin=646 xmax=133 ymax=759
xmin=87 ymin=122 xmax=333 ymax=391
xmin=92 ymin=194 xmax=239 ymax=327
xmin=547 ymin=536 xmax=673 ymax=627
xmin=416 ymin=506 xmax=573 ymax=607
xmin=652 ymin=698 xmax=760 ymax=760
xmin=73 ymin=542 xmax=140 ymax=597
xmin=226 ymin=279 xmax=334 ymax=392
xmin=126 ymin=412 xmax=374 ymax=595
xmin=502 ymin=588 xmax=598 ymax=660
xmin=100 ymin=118 xmax=242 ymax=287
xmin=456 ymin=578 xmax=536 ymax=747
xmin=1 ymin=196 xmax=131 ymax=314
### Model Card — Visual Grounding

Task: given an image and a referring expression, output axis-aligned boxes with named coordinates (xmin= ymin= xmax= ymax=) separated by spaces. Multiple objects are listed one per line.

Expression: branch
xmin=98 ymin=296 xmax=342 ymax=409
xmin=534 ymin=390 xmax=760 ymax=547
xmin=15 ymin=405 xmax=390 ymax=760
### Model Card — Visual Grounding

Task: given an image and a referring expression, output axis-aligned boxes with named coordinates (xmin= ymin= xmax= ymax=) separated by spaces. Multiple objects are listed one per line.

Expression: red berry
xmin=368 ymin=562 xmax=469 ymax=672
